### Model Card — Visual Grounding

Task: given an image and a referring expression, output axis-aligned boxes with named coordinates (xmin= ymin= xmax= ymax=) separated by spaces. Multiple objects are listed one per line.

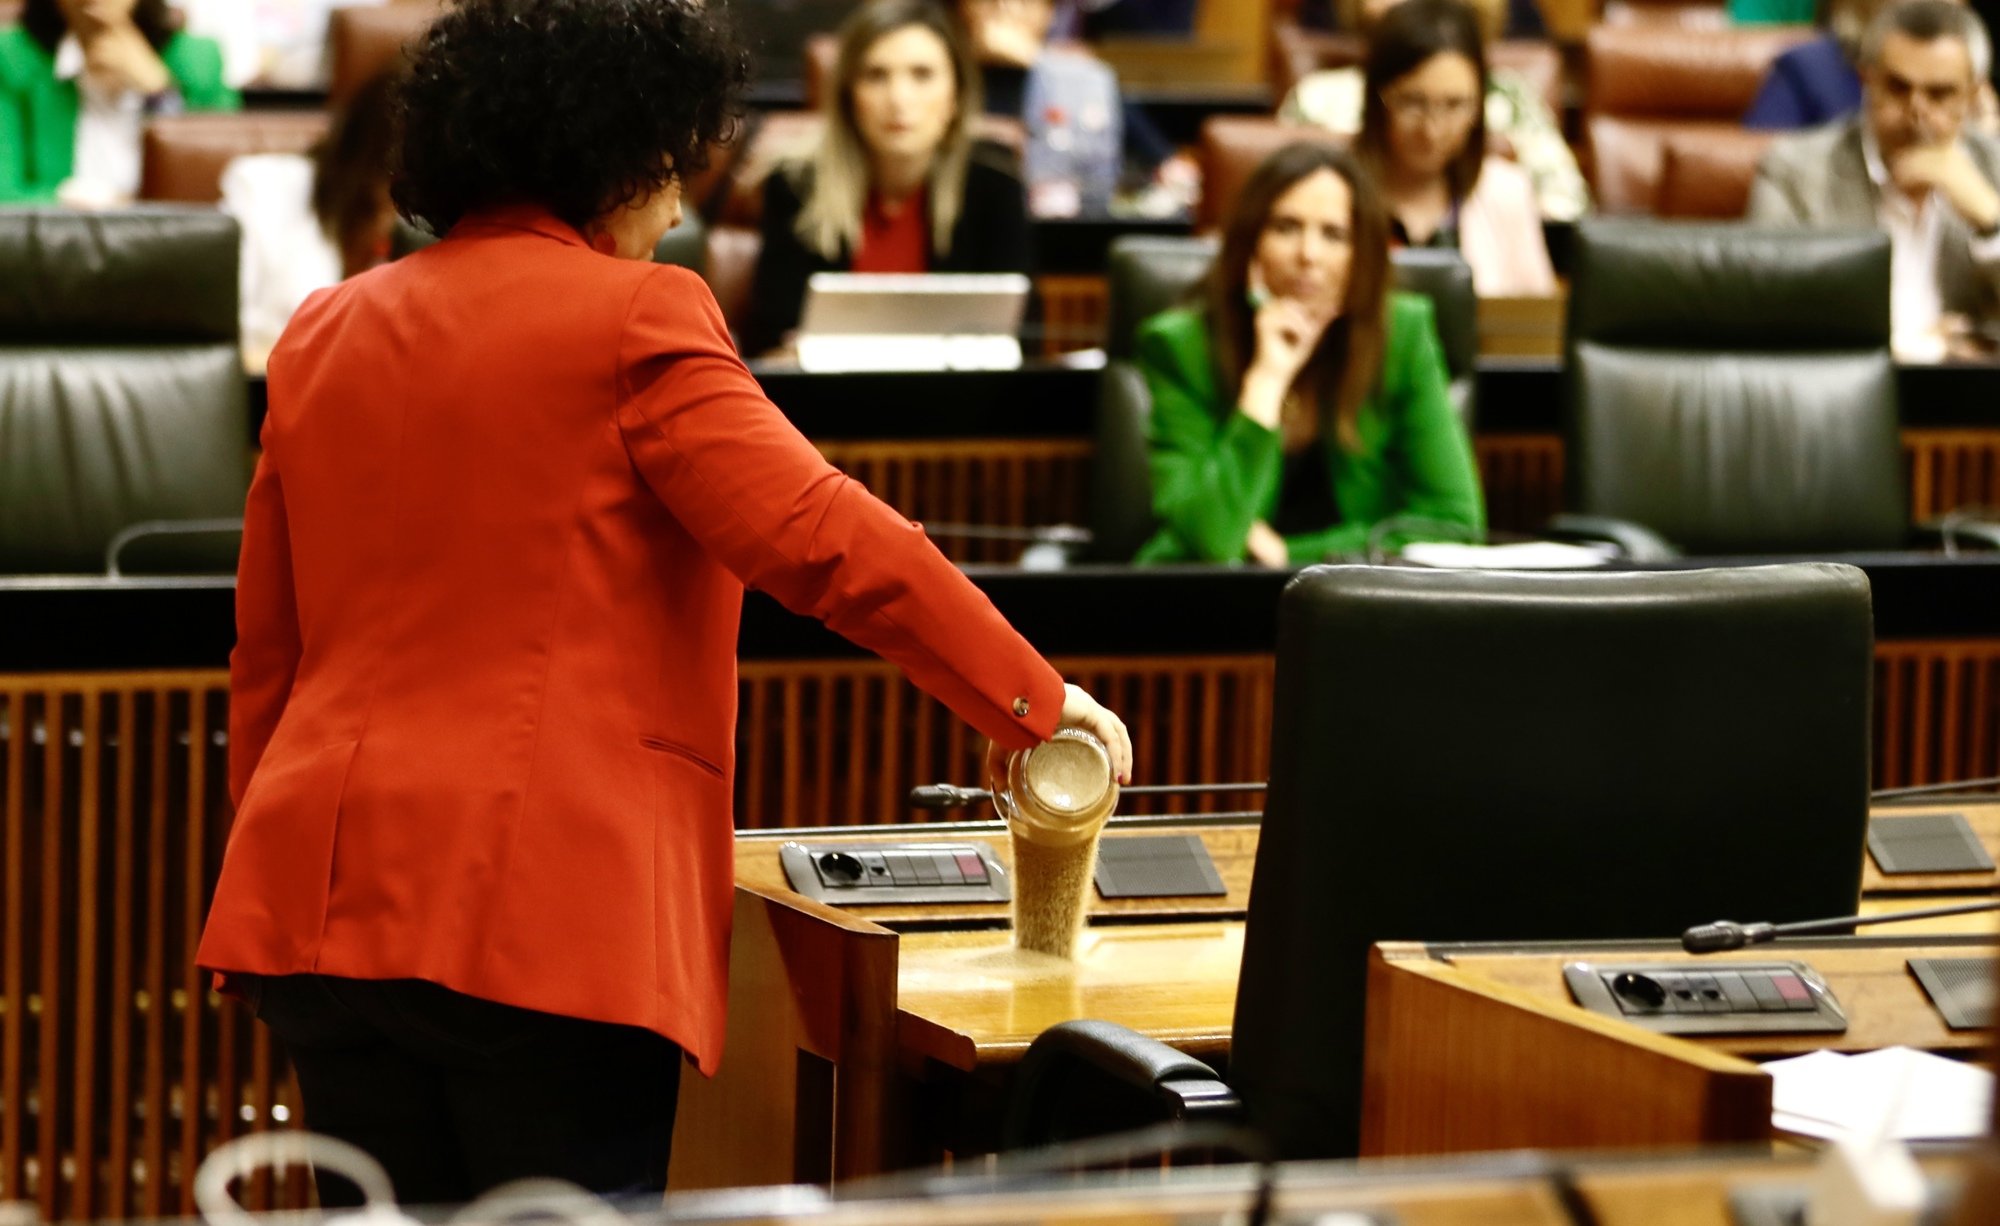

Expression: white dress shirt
xmin=1861 ymin=126 xmax=2000 ymax=359
xmin=54 ymin=36 xmax=146 ymax=207
xmin=219 ymin=153 xmax=343 ymax=365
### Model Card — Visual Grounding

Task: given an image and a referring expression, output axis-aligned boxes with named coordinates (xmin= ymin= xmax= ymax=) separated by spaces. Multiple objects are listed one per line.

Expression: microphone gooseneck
xmin=1682 ymin=899 xmax=2000 ymax=953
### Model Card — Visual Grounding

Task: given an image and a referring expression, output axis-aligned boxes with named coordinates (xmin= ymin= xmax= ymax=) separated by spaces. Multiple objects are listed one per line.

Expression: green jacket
xmin=1134 ymin=294 xmax=1485 ymax=564
xmin=0 ymin=26 xmax=239 ymax=204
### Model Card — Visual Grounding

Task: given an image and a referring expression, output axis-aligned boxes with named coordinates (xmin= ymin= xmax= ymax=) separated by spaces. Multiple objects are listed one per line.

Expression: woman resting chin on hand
xmin=1131 ymin=141 xmax=1485 ymax=567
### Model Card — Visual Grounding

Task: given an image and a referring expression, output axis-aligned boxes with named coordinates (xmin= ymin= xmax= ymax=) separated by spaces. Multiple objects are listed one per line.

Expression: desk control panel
xmin=1563 ymin=961 xmax=1848 ymax=1036
xmin=779 ymin=841 xmax=1011 ymax=905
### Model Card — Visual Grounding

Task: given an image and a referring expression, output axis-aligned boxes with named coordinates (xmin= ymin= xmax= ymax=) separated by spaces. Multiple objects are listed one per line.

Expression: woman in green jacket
xmin=1 ymin=0 xmax=239 ymax=205
xmin=1134 ymin=141 xmax=1484 ymax=565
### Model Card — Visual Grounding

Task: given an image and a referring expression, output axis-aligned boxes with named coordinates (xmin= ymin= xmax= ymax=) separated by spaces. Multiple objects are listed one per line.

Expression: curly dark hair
xmin=392 ymin=0 xmax=749 ymax=236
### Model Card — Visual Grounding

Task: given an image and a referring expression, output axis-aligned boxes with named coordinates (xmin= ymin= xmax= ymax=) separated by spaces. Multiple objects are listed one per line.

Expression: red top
xmin=851 ymin=189 xmax=930 ymax=273
xmin=196 ymin=206 xmax=1064 ymax=1075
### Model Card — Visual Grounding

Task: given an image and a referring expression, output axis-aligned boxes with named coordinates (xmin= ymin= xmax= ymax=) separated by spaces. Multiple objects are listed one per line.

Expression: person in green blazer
xmin=1134 ymin=141 xmax=1484 ymax=565
xmin=1 ymin=0 xmax=239 ymax=205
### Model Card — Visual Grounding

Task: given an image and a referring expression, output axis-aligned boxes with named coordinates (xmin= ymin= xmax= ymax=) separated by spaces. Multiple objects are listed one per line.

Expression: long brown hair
xmin=797 ymin=0 xmax=982 ymax=260
xmin=1203 ymin=141 xmax=1391 ymax=453
xmin=1355 ymin=0 xmax=1489 ymax=207
xmin=313 ymin=68 xmax=402 ymax=276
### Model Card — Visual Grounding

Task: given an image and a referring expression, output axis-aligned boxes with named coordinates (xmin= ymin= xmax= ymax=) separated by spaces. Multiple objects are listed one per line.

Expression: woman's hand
xmin=1250 ymin=296 xmax=1333 ymax=387
xmin=963 ymin=0 xmax=1045 ymax=67
xmin=1058 ymin=683 xmax=1133 ymax=785
xmin=1240 ymin=295 xmax=1333 ymax=431
xmin=80 ymin=19 xmax=172 ymax=95
xmin=1246 ymin=520 xmax=1288 ymax=568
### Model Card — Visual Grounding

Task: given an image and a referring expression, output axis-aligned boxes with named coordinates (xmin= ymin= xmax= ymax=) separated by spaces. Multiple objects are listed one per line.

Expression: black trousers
xmin=248 ymin=974 xmax=682 ymax=1210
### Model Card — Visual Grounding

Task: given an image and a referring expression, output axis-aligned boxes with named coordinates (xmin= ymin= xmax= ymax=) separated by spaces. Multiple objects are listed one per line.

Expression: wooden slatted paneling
xmin=1875 ymin=642 xmax=2000 ymax=789
xmin=1036 ymin=274 xmax=1111 ymax=357
xmin=0 ymin=676 xmax=304 ymax=1221
xmin=1474 ymin=435 xmax=1566 ymax=536
xmin=812 ymin=431 xmax=2000 ymax=551
xmin=817 ymin=439 xmax=1092 ymax=564
xmin=1905 ymin=429 xmax=2000 ymax=521
xmin=732 ymin=655 xmax=1276 ymax=828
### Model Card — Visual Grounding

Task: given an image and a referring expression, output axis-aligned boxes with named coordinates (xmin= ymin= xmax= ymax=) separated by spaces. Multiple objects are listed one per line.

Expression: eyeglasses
xmin=1382 ymin=92 xmax=1480 ymax=124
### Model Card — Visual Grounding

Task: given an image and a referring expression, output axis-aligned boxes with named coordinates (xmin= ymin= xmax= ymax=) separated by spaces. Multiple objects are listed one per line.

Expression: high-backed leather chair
xmin=327 ymin=0 xmax=441 ymax=104
xmin=139 ymin=112 xmax=331 ymax=204
xmin=1195 ymin=117 xmax=1341 ymax=232
xmin=1008 ymin=561 xmax=1874 ymax=1158
xmin=0 ymin=210 xmax=249 ymax=574
xmin=1654 ymin=128 xmax=1777 ymax=219
xmin=1585 ymin=24 xmax=1814 ymax=214
xmin=1089 ymin=235 xmax=1479 ymax=560
xmin=1562 ymin=221 xmax=1907 ymax=555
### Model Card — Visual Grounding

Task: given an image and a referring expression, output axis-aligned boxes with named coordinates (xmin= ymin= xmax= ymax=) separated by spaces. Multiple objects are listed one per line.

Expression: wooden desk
xmin=1362 ymin=936 xmax=1998 ymax=1157
xmin=673 ymin=816 xmax=2000 ymax=1189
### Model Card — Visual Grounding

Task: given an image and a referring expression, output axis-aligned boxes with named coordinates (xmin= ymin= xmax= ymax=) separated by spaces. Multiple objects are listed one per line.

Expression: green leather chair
xmin=1090 ymin=235 xmax=1480 ymax=562
xmin=0 ymin=209 xmax=249 ymax=575
xmin=1008 ymin=561 xmax=1874 ymax=1159
xmin=1559 ymin=222 xmax=1918 ymax=558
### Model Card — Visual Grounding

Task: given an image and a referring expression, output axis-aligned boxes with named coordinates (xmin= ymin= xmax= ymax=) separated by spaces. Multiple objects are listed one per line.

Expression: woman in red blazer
xmin=195 ymin=0 xmax=1131 ymax=1205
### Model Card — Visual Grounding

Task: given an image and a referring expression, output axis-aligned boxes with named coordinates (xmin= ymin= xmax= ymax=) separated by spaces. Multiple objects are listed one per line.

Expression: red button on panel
xmin=1772 ymin=973 xmax=1809 ymax=1001
xmin=954 ymin=852 xmax=987 ymax=882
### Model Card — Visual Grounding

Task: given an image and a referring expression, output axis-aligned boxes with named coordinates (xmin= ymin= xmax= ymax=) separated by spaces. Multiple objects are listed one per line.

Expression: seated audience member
xmin=745 ymin=0 xmax=1031 ymax=357
xmin=1355 ymin=0 xmax=1556 ymax=295
xmin=0 ymin=0 xmax=238 ymax=204
xmin=1748 ymin=0 xmax=2000 ymax=358
xmin=1748 ymin=0 xmax=1999 ymax=131
xmin=955 ymin=0 xmax=1176 ymax=212
xmin=175 ymin=0 xmax=388 ymax=90
xmin=1134 ymin=142 xmax=1485 ymax=565
xmin=1282 ymin=0 xmax=1586 ymax=221
xmin=1732 ymin=0 xmax=1819 ymax=23
xmin=1746 ymin=0 xmax=1882 ymax=129
xmin=221 ymin=67 xmax=399 ymax=366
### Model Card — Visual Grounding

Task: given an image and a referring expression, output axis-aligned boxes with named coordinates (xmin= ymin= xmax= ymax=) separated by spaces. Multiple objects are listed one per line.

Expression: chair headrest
xmin=1282 ymin=559 xmax=1873 ymax=621
xmin=0 ymin=209 xmax=239 ymax=343
xmin=1567 ymin=220 xmax=1889 ymax=350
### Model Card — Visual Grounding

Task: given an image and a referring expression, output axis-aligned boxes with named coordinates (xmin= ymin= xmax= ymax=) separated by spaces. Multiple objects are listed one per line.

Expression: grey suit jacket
xmin=1746 ymin=118 xmax=2000 ymax=322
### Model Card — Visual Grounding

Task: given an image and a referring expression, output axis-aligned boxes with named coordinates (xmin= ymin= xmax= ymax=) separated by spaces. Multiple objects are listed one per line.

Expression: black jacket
xmin=742 ymin=146 xmax=1033 ymax=357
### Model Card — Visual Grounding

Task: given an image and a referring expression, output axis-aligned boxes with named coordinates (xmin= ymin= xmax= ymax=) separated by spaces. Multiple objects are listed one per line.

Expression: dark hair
xmin=1204 ymin=141 xmax=1392 ymax=453
xmin=392 ymin=0 xmax=749 ymax=236
xmin=1356 ymin=0 xmax=1489 ymax=205
xmin=23 ymin=0 xmax=179 ymax=53
xmin=314 ymin=69 xmax=402 ymax=276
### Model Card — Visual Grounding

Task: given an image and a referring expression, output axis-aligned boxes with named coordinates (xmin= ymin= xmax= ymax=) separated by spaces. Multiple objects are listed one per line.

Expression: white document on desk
xmin=1767 ymin=1046 xmax=1994 ymax=1141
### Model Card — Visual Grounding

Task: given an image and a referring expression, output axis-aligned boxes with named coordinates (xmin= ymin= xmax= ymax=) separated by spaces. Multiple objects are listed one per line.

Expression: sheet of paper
xmin=1766 ymin=1046 xmax=1994 ymax=1142
xmin=1397 ymin=541 xmax=1618 ymax=570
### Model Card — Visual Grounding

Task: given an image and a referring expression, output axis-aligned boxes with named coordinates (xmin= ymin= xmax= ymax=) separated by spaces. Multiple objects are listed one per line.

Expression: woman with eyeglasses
xmin=1355 ymin=0 xmax=1554 ymax=296
xmin=1133 ymin=141 xmax=1483 ymax=566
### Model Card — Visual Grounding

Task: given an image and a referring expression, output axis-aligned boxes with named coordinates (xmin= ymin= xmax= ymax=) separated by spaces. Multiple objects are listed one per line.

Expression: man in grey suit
xmin=1748 ymin=0 xmax=2000 ymax=358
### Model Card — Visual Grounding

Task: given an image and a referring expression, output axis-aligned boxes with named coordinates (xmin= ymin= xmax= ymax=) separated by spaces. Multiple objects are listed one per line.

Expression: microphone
xmin=910 ymin=783 xmax=995 ymax=809
xmin=910 ymin=780 xmax=1264 ymax=809
xmin=1682 ymin=900 xmax=2000 ymax=952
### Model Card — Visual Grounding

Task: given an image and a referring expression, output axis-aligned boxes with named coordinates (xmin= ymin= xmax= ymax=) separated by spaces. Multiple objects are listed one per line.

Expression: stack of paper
xmin=1767 ymin=1047 xmax=1994 ymax=1141
xmin=1398 ymin=541 xmax=1618 ymax=569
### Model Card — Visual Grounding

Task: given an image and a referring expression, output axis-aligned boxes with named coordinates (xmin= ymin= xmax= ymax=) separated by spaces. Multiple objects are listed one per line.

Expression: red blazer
xmin=196 ymin=207 xmax=1064 ymax=1074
